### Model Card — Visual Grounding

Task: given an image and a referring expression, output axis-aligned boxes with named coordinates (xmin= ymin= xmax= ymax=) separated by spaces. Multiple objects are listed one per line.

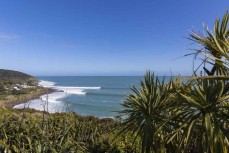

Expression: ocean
xmin=14 ymin=76 xmax=144 ymax=118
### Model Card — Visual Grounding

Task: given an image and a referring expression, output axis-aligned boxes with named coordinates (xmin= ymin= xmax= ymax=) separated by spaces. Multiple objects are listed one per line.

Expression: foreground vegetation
xmin=117 ymin=11 xmax=229 ymax=153
xmin=0 ymin=107 xmax=140 ymax=152
xmin=0 ymin=11 xmax=228 ymax=153
xmin=119 ymin=73 xmax=229 ymax=153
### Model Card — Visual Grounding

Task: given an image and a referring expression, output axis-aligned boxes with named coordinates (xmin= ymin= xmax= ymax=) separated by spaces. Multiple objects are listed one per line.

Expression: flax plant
xmin=118 ymin=72 xmax=180 ymax=153
xmin=189 ymin=11 xmax=229 ymax=76
xmin=171 ymin=78 xmax=229 ymax=153
xmin=118 ymin=10 xmax=229 ymax=153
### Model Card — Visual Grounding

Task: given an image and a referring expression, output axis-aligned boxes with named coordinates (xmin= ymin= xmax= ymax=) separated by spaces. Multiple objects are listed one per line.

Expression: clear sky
xmin=0 ymin=0 xmax=228 ymax=76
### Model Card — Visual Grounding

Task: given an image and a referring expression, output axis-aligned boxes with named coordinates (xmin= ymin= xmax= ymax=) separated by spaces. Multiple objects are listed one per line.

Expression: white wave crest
xmin=38 ymin=80 xmax=101 ymax=95
xmin=39 ymin=80 xmax=56 ymax=87
xmin=14 ymin=92 xmax=66 ymax=113
xmin=14 ymin=80 xmax=101 ymax=113
xmin=53 ymin=86 xmax=101 ymax=95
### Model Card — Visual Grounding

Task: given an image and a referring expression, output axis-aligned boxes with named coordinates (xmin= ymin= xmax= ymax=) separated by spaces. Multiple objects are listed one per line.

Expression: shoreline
xmin=3 ymin=88 xmax=58 ymax=107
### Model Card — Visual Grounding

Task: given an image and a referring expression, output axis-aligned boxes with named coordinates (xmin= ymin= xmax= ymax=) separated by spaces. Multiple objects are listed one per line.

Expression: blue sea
xmin=14 ymin=76 xmax=180 ymax=118
xmin=15 ymin=76 xmax=144 ymax=118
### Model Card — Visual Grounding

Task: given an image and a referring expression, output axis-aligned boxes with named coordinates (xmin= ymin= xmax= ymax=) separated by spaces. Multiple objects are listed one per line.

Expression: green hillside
xmin=0 ymin=69 xmax=47 ymax=106
xmin=0 ymin=69 xmax=38 ymax=85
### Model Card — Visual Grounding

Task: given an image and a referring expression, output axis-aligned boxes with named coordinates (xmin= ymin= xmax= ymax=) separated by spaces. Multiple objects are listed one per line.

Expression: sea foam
xmin=14 ymin=80 xmax=101 ymax=113
xmin=39 ymin=80 xmax=100 ymax=95
xmin=39 ymin=80 xmax=56 ymax=87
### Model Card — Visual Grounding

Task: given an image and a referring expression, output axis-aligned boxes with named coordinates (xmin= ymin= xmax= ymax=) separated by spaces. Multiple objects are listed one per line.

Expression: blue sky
xmin=0 ymin=0 xmax=228 ymax=76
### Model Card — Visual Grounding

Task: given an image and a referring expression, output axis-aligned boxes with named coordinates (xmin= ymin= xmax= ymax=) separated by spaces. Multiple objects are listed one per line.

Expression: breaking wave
xmin=14 ymin=80 xmax=101 ymax=113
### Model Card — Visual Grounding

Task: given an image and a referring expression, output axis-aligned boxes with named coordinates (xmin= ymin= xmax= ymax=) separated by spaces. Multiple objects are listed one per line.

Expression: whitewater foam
xmin=39 ymin=80 xmax=101 ymax=95
xmin=39 ymin=80 xmax=56 ymax=87
xmin=53 ymin=86 xmax=100 ymax=95
xmin=14 ymin=80 xmax=101 ymax=113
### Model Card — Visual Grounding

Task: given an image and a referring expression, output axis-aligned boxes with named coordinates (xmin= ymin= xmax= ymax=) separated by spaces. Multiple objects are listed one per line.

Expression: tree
xmin=189 ymin=11 xmax=229 ymax=76
xmin=172 ymin=78 xmax=229 ymax=152
xmin=118 ymin=10 xmax=229 ymax=153
xmin=118 ymin=72 xmax=180 ymax=153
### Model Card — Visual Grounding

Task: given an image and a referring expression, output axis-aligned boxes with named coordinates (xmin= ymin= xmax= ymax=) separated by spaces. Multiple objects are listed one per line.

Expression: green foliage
xmin=0 ymin=69 xmax=38 ymax=87
xmin=117 ymin=10 xmax=229 ymax=153
xmin=0 ymin=69 xmax=36 ymax=81
xmin=0 ymin=82 xmax=5 ymax=94
xmin=11 ymin=88 xmax=27 ymax=95
xmin=119 ymin=73 xmax=229 ymax=153
xmin=171 ymin=78 xmax=229 ymax=152
xmin=189 ymin=11 xmax=229 ymax=76
xmin=0 ymin=108 xmax=140 ymax=153
xmin=118 ymin=72 xmax=179 ymax=153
